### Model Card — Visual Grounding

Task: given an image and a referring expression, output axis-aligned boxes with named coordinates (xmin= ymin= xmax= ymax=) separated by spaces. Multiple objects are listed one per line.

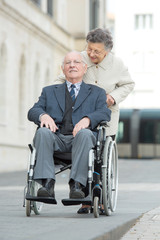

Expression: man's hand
xmin=72 ymin=117 xmax=90 ymax=137
xmin=106 ymin=94 xmax=115 ymax=107
xmin=40 ymin=114 xmax=58 ymax=132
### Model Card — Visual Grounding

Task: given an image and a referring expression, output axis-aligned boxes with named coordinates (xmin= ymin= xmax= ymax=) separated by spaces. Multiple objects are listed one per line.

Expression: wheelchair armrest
xmin=98 ymin=121 xmax=108 ymax=127
xmin=96 ymin=121 xmax=109 ymax=143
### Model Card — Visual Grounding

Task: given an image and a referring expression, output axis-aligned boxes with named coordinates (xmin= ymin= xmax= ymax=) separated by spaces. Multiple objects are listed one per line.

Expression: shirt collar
xmin=66 ymin=80 xmax=82 ymax=90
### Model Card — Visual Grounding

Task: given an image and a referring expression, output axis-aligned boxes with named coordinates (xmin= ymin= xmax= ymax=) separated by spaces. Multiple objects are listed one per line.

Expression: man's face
xmin=62 ymin=52 xmax=87 ymax=83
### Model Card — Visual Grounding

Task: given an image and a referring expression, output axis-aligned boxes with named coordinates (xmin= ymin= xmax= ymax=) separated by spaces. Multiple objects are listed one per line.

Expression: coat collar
xmin=54 ymin=82 xmax=66 ymax=112
xmin=73 ymin=81 xmax=91 ymax=111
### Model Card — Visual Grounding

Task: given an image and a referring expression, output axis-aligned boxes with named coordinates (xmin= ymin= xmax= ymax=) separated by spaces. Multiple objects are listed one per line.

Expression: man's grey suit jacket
xmin=28 ymin=81 xmax=111 ymax=131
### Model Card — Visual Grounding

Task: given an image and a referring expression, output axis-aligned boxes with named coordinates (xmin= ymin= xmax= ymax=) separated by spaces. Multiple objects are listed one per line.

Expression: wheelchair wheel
xmin=26 ymin=199 xmax=31 ymax=217
xmin=93 ymin=196 xmax=100 ymax=218
xmin=102 ymin=137 xmax=118 ymax=216
xmin=108 ymin=141 xmax=118 ymax=212
xmin=32 ymin=181 xmax=44 ymax=215
xmin=26 ymin=181 xmax=43 ymax=216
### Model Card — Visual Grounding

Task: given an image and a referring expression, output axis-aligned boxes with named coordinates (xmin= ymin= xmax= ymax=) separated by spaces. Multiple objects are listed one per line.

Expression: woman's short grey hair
xmin=86 ymin=28 xmax=113 ymax=51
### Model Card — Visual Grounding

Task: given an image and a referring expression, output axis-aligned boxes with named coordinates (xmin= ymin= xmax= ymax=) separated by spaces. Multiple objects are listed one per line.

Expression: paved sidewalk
xmin=120 ymin=206 xmax=160 ymax=240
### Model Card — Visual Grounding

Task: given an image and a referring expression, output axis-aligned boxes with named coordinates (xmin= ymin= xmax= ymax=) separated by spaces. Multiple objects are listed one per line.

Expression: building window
xmin=133 ymin=51 xmax=155 ymax=72
xmin=45 ymin=68 xmax=50 ymax=86
xmin=116 ymin=120 xmax=130 ymax=143
xmin=139 ymin=120 xmax=155 ymax=143
xmin=157 ymin=122 xmax=160 ymax=144
xmin=0 ymin=43 xmax=7 ymax=123
xmin=47 ymin=0 xmax=53 ymax=16
xmin=19 ymin=55 xmax=26 ymax=126
xmin=139 ymin=120 xmax=160 ymax=144
xmin=31 ymin=0 xmax=41 ymax=7
xmin=89 ymin=0 xmax=99 ymax=30
xmin=135 ymin=14 xmax=153 ymax=30
xmin=34 ymin=62 xmax=41 ymax=102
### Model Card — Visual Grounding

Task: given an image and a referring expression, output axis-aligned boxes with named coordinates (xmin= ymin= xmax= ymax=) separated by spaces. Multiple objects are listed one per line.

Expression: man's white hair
xmin=61 ymin=50 xmax=87 ymax=69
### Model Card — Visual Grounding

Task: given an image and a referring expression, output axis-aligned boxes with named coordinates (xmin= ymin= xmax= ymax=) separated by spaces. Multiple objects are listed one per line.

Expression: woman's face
xmin=86 ymin=42 xmax=108 ymax=64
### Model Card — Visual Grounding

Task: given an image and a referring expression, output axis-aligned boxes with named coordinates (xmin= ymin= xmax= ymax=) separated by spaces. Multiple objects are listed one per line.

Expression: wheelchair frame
xmin=23 ymin=122 xmax=118 ymax=218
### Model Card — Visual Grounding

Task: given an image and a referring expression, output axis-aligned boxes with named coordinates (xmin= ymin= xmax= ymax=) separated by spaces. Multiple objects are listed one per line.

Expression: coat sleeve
xmin=27 ymin=88 xmax=47 ymax=125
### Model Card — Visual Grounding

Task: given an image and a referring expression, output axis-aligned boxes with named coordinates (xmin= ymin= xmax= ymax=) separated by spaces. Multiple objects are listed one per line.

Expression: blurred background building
xmin=0 ymin=0 xmax=159 ymax=171
xmin=114 ymin=0 xmax=159 ymax=110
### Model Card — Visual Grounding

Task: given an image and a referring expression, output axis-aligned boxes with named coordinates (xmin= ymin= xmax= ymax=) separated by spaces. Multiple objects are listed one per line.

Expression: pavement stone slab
xmin=121 ymin=207 xmax=160 ymax=240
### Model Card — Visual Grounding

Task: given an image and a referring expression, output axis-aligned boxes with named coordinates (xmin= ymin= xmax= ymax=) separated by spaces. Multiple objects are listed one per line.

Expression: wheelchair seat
xmin=54 ymin=152 xmax=72 ymax=174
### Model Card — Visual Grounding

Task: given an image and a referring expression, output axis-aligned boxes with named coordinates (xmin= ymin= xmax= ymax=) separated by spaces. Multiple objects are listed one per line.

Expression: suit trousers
xmin=33 ymin=127 xmax=96 ymax=186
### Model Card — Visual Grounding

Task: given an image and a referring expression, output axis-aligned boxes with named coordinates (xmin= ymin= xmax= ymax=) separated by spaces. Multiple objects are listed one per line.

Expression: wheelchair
xmin=23 ymin=121 xmax=118 ymax=218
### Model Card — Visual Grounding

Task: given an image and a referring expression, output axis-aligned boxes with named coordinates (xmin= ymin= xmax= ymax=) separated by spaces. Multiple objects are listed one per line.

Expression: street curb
xmin=94 ymin=217 xmax=140 ymax=240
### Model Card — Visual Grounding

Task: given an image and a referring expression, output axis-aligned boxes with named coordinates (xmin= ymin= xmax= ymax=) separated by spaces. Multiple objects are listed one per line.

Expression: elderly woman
xmin=55 ymin=28 xmax=135 ymax=214
xmin=81 ymin=28 xmax=135 ymax=138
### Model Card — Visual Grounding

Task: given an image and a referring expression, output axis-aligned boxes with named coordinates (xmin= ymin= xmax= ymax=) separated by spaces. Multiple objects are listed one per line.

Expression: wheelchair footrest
xmin=62 ymin=196 xmax=92 ymax=206
xmin=26 ymin=193 xmax=57 ymax=204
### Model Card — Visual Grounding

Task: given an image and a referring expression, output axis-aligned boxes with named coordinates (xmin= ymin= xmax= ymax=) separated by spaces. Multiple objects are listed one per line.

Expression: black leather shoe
xmin=37 ymin=178 xmax=55 ymax=198
xmin=77 ymin=206 xmax=91 ymax=214
xmin=69 ymin=181 xmax=85 ymax=199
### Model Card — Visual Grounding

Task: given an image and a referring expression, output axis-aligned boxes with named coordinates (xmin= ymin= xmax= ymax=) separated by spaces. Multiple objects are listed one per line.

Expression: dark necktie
xmin=70 ymin=84 xmax=76 ymax=101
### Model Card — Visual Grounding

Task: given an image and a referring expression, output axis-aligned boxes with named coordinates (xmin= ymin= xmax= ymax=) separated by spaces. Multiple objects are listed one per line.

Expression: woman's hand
xmin=106 ymin=94 xmax=115 ymax=107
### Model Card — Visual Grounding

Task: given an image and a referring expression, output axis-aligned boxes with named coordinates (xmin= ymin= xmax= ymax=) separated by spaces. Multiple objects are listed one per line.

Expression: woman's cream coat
xmin=55 ymin=51 xmax=135 ymax=136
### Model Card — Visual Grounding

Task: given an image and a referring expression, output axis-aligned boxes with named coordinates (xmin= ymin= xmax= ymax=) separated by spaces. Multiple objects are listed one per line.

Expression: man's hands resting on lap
xmin=40 ymin=114 xmax=90 ymax=137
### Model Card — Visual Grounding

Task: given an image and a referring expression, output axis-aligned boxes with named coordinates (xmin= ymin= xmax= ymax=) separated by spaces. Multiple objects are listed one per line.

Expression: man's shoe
xmin=77 ymin=206 xmax=91 ymax=214
xmin=37 ymin=178 xmax=55 ymax=198
xmin=69 ymin=181 xmax=85 ymax=199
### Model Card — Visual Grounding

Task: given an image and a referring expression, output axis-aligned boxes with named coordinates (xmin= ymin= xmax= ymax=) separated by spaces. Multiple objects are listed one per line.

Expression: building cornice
xmin=0 ymin=0 xmax=77 ymax=52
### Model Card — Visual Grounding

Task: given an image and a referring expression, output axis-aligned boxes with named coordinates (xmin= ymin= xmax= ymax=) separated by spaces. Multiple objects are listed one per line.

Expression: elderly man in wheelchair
xmin=25 ymin=51 xmax=118 ymax=218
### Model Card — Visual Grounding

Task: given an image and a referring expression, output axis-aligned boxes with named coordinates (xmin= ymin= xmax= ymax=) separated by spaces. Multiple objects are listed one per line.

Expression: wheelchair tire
xmin=25 ymin=181 xmax=43 ymax=216
xmin=102 ymin=137 xmax=118 ymax=215
xmin=93 ymin=196 xmax=100 ymax=218
xmin=31 ymin=181 xmax=43 ymax=215
xmin=108 ymin=141 xmax=118 ymax=212
xmin=26 ymin=200 xmax=31 ymax=217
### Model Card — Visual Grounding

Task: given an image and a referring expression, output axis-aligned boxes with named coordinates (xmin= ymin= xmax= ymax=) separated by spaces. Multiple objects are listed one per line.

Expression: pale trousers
xmin=33 ymin=128 xmax=96 ymax=186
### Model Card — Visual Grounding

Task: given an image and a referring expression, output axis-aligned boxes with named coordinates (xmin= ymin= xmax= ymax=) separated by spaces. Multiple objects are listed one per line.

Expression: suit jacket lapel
xmin=54 ymin=83 xmax=66 ymax=112
xmin=73 ymin=82 xmax=91 ymax=111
